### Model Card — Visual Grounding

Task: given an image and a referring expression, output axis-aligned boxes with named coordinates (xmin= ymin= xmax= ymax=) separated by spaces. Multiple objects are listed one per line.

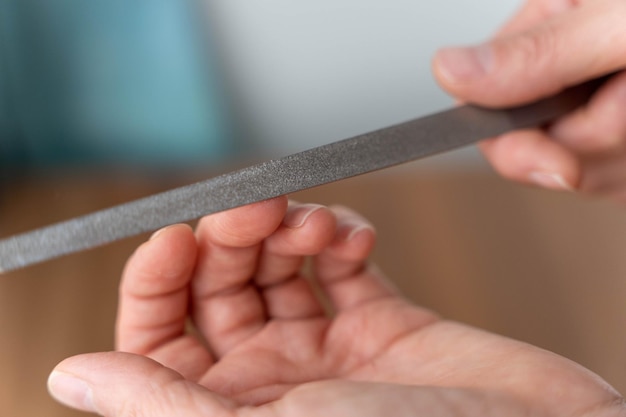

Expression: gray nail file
xmin=0 ymin=78 xmax=606 ymax=273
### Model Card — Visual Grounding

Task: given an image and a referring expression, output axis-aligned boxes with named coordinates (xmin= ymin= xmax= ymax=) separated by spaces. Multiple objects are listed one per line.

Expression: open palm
xmin=50 ymin=197 xmax=624 ymax=417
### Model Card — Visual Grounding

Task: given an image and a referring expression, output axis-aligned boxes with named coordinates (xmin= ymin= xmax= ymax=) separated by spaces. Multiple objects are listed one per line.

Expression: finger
xmin=116 ymin=225 xmax=212 ymax=379
xmin=193 ymin=197 xmax=288 ymax=293
xmin=578 ymin=151 xmax=626 ymax=199
xmin=433 ymin=0 xmax=626 ymax=106
xmin=549 ymin=70 xmax=626 ymax=153
xmin=314 ymin=206 xmax=396 ymax=311
xmin=116 ymin=225 xmax=201 ymax=352
xmin=257 ymin=202 xmax=337 ymax=319
xmin=191 ymin=197 xmax=288 ymax=357
xmin=256 ymin=202 xmax=336 ymax=286
xmin=495 ymin=0 xmax=578 ymax=37
xmin=48 ymin=352 xmax=237 ymax=417
xmin=479 ymin=129 xmax=579 ymax=190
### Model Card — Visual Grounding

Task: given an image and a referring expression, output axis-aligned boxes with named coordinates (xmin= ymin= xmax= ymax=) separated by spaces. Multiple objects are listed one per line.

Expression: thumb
xmin=432 ymin=0 xmax=626 ymax=106
xmin=48 ymin=352 xmax=237 ymax=417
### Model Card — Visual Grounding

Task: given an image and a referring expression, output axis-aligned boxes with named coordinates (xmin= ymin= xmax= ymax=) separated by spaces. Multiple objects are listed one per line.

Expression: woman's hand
xmin=433 ymin=0 xmax=626 ymax=203
xmin=48 ymin=198 xmax=625 ymax=416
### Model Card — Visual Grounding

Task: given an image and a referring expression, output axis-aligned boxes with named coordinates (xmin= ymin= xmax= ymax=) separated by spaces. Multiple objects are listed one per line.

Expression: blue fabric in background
xmin=0 ymin=0 xmax=233 ymax=172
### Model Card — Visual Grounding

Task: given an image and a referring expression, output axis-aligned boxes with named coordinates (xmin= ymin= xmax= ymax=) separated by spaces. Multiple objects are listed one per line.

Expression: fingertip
xmin=138 ymin=224 xmax=196 ymax=256
xmin=335 ymin=224 xmax=377 ymax=262
xmin=483 ymin=130 xmax=580 ymax=191
xmin=283 ymin=203 xmax=326 ymax=229
xmin=432 ymin=44 xmax=493 ymax=88
xmin=48 ymin=370 xmax=97 ymax=414
xmin=433 ymin=42 xmax=529 ymax=106
xmin=49 ymin=352 xmax=232 ymax=417
xmin=266 ymin=203 xmax=337 ymax=255
xmin=435 ymin=1 xmax=626 ymax=107
xmin=48 ymin=352 xmax=145 ymax=415
xmin=132 ymin=224 xmax=197 ymax=270
xmin=122 ymin=224 xmax=198 ymax=296
xmin=197 ymin=196 xmax=288 ymax=248
xmin=326 ymin=206 xmax=377 ymax=261
xmin=346 ymin=224 xmax=376 ymax=243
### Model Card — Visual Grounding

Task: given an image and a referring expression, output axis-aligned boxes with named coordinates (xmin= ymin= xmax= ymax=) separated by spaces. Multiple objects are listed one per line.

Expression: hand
xmin=433 ymin=0 xmax=626 ymax=203
xmin=47 ymin=197 xmax=625 ymax=416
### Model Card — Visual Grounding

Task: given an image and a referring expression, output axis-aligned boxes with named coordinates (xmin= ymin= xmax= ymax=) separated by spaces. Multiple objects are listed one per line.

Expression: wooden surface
xmin=2 ymin=165 xmax=626 ymax=416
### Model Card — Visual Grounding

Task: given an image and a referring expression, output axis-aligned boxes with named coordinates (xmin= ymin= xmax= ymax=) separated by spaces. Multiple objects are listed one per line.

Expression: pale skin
xmin=48 ymin=197 xmax=625 ymax=417
xmin=49 ymin=0 xmax=626 ymax=415
xmin=433 ymin=0 xmax=626 ymax=202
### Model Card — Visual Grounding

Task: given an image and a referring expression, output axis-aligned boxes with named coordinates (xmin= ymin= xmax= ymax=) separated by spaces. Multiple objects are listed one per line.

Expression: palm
xmin=196 ymin=291 xmax=434 ymax=401
xmin=199 ymin=298 xmax=617 ymax=415
xmin=116 ymin=198 xmax=622 ymax=416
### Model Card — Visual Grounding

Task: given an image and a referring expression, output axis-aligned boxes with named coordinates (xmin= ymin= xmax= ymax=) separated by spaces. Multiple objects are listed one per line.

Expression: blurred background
xmin=2 ymin=1 xmax=626 ymax=416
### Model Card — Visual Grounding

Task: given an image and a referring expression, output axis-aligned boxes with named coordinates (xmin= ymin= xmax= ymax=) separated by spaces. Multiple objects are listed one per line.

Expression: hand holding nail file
xmin=0 ymin=76 xmax=609 ymax=273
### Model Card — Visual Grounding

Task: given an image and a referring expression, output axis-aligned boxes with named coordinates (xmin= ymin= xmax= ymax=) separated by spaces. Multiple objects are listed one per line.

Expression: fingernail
xmin=150 ymin=225 xmax=172 ymax=241
xmin=529 ymin=172 xmax=574 ymax=191
xmin=150 ymin=230 xmax=164 ymax=240
xmin=283 ymin=204 xmax=324 ymax=228
xmin=346 ymin=225 xmax=376 ymax=241
xmin=435 ymin=45 xmax=493 ymax=83
xmin=48 ymin=371 xmax=97 ymax=413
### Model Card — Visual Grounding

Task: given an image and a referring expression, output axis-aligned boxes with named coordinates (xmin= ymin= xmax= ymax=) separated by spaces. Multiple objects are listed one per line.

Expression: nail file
xmin=0 ymin=78 xmax=605 ymax=273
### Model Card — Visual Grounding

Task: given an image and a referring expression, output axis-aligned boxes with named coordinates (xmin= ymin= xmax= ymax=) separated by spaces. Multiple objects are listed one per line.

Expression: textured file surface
xmin=0 ymin=78 xmax=604 ymax=272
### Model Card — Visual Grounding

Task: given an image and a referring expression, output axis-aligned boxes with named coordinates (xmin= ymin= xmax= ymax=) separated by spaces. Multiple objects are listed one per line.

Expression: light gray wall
xmin=204 ymin=0 xmax=522 ymax=162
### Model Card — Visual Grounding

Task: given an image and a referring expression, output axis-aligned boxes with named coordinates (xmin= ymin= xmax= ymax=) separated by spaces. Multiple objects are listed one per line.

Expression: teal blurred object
xmin=0 ymin=0 xmax=233 ymax=172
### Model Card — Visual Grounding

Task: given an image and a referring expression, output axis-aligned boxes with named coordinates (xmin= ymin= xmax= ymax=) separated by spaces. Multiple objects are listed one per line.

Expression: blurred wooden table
xmin=2 ymin=164 xmax=626 ymax=416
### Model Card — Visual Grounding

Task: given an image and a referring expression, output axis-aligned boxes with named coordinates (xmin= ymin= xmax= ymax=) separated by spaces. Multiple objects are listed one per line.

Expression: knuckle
xmin=490 ymin=24 xmax=564 ymax=94
xmin=514 ymin=26 xmax=559 ymax=72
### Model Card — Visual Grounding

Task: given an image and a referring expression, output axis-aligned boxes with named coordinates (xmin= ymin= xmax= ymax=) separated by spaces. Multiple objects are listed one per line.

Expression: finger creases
xmin=121 ymin=224 xmax=197 ymax=297
xmin=256 ymin=203 xmax=337 ymax=286
xmin=116 ymin=224 xmax=198 ymax=354
xmin=190 ymin=201 xmax=336 ymax=357
xmin=49 ymin=352 xmax=237 ymax=417
xmin=494 ymin=0 xmax=580 ymax=37
xmin=433 ymin=0 xmax=626 ymax=106
xmin=313 ymin=206 xmax=397 ymax=312
xmin=191 ymin=197 xmax=289 ymax=296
